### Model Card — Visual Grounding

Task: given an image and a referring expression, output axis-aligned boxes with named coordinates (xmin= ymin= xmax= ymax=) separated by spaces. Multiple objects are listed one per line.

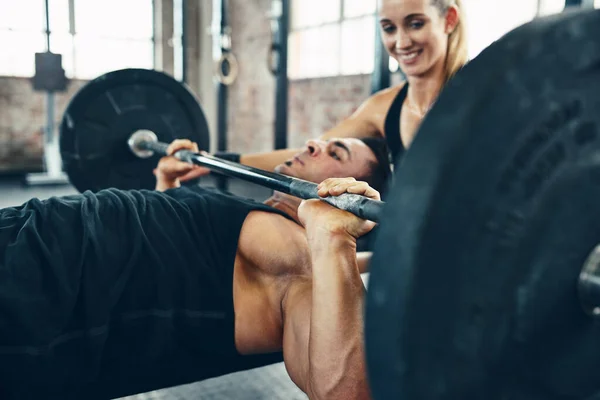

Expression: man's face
xmin=275 ymin=138 xmax=377 ymax=183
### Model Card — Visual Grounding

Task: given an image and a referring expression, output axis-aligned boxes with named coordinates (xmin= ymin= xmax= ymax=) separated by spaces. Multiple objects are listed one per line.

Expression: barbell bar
xmin=128 ymin=129 xmax=385 ymax=222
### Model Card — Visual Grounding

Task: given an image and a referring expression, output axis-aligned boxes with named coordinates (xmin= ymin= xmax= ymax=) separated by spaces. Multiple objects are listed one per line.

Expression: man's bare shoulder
xmin=239 ymin=210 xmax=310 ymax=276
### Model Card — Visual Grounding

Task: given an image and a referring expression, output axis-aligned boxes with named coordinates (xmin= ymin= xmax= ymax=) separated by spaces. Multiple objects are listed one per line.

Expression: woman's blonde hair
xmin=431 ymin=0 xmax=469 ymax=82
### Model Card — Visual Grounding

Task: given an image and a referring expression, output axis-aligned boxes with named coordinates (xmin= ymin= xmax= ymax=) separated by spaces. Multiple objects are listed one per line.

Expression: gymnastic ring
xmin=214 ymin=52 xmax=239 ymax=86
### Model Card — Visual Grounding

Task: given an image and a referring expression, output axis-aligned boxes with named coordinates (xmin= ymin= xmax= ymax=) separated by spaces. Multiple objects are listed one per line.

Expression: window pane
xmin=49 ymin=0 xmax=71 ymax=34
xmin=595 ymin=0 xmax=599 ymax=8
xmin=288 ymin=25 xmax=340 ymax=79
xmin=340 ymin=16 xmax=375 ymax=75
xmin=463 ymin=0 xmax=537 ymax=59
xmin=343 ymin=0 xmax=376 ymax=18
xmin=74 ymin=0 xmax=153 ymax=39
xmin=50 ymin=33 xmax=74 ymax=77
xmin=173 ymin=0 xmax=184 ymax=81
xmin=0 ymin=1 xmax=45 ymax=31
xmin=73 ymin=36 xmax=153 ymax=79
xmin=0 ymin=30 xmax=46 ymax=77
xmin=291 ymin=0 xmax=341 ymax=29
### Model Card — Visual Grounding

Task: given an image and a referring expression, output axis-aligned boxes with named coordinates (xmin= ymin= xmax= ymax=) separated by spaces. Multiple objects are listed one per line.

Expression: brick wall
xmin=0 ymin=77 xmax=87 ymax=173
xmin=288 ymin=74 xmax=372 ymax=148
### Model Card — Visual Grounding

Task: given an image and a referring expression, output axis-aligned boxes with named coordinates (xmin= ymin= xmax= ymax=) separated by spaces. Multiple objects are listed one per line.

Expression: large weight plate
xmin=366 ymin=9 xmax=600 ymax=400
xmin=60 ymin=68 xmax=210 ymax=192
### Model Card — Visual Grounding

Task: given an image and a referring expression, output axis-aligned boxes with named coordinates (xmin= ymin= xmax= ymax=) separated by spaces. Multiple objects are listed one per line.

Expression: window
xmin=173 ymin=0 xmax=185 ymax=82
xmin=340 ymin=16 xmax=376 ymax=75
xmin=0 ymin=0 xmax=153 ymax=79
xmin=292 ymin=0 xmax=341 ymax=28
xmin=463 ymin=0 xmax=539 ymax=60
xmin=288 ymin=0 xmax=377 ymax=79
xmin=289 ymin=0 xmax=598 ymax=80
xmin=462 ymin=0 xmax=597 ymax=60
xmin=343 ymin=0 xmax=377 ymax=18
xmin=288 ymin=0 xmax=556 ymax=79
xmin=68 ymin=0 xmax=154 ymax=79
xmin=0 ymin=1 xmax=46 ymax=77
xmin=0 ymin=1 xmax=45 ymax=31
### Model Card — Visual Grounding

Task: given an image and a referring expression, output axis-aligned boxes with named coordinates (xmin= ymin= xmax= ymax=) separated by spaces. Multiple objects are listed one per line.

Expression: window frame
xmin=288 ymin=0 xmax=377 ymax=80
xmin=0 ymin=0 xmax=155 ymax=79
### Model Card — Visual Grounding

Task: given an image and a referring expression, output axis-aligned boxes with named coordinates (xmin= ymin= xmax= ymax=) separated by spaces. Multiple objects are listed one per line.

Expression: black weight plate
xmin=60 ymin=68 xmax=210 ymax=192
xmin=366 ymin=9 xmax=600 ymax=400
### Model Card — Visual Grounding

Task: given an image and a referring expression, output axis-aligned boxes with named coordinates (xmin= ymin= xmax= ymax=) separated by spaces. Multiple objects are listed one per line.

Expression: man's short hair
xmin=358 ymin=137 xmax=393 ymax=199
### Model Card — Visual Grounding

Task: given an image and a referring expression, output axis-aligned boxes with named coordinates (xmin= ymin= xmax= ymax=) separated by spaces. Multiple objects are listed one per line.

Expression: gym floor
xmin=0 ymin=176 xmax=306 ymax=400
xmin=116 ymin=362 xmax=307 ymax=400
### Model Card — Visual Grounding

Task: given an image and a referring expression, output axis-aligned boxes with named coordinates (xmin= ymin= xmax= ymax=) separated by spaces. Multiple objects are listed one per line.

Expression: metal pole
xmin=68 ymin=0 xmax=76 ymax=74
xmin=45 ymin=0 xmax=51 ymax=50
xmin=218 ymin=0 xmax=228 ymax=153
xmin=371 ymin=23 xmax=391 ymax=94
xmin=212 ymin=0 xmax=230 ymax=190
xmin=25 ymin=0 xmax=68 ymax=185
xmin=181 ymin=0 xmax=187 ymax=83
xmin=211 ymin=0 xmax=229 ymax=153
xmin=43 ymin=0 xmax=61 ymax=178
xmin=273 ymin=0 xmax=289 ymax=150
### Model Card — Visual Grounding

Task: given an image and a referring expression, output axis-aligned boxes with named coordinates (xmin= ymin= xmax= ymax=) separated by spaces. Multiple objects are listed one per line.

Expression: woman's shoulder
xmin=366 ymin=81 xmax=407 ymax=109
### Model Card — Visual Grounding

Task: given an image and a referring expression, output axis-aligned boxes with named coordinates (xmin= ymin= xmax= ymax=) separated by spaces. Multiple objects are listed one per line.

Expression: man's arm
xmin=282 ymin=232 xmax=370 ymax=400
xmin=282 ymin=178 xmax=379 ymax=399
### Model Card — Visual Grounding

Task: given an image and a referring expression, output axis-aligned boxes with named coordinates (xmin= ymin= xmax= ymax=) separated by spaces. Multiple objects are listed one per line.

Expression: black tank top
xmin=383 ymin=83 xmax=409 ymax=166
xmin=0 ymin=185 xmax=288 ymax=399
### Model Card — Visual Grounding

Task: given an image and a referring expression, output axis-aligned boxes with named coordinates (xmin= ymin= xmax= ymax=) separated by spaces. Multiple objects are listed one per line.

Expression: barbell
xmin=128 ymin=129 xmax=385 ymax=222
xmin=55 ymin=8 xmax=600 ymax=400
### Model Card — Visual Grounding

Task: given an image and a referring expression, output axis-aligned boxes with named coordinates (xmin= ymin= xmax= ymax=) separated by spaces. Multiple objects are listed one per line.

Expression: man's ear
xmin=444 ymin=5 xmax=460 ymax=34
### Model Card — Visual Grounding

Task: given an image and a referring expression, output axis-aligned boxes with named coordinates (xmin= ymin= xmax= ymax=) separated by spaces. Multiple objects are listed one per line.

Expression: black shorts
xmin=0 ymin=187 xmax=286 ymax=399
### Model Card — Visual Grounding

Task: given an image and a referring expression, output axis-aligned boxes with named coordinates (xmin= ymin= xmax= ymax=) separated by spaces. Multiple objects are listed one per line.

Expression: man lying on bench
xmin=0 ymin=137 xmax=390 ymax=399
